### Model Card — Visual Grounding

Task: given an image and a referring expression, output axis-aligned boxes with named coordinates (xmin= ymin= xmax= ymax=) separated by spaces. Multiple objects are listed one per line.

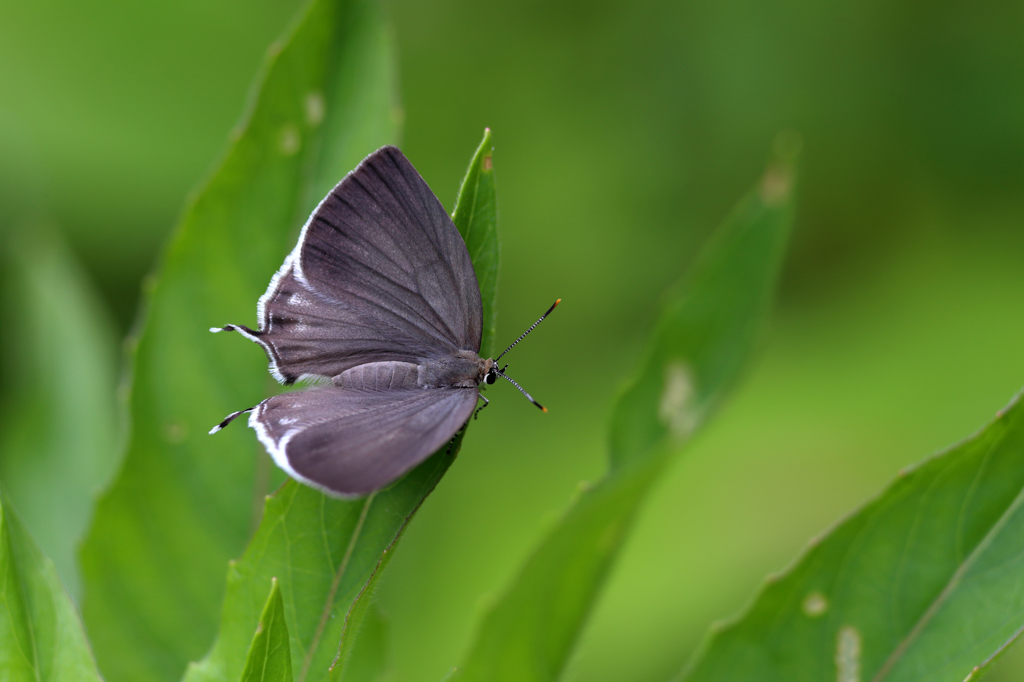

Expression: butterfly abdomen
xmin=330 ymin=352 xmax=490 ymax=392
xmin=332 ymin=361 xmax=421 ymax=390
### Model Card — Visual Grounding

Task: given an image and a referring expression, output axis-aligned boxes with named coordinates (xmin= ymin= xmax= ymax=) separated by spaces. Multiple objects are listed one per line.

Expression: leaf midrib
xmin=873 ymin=435 xmax=1024 ymax=680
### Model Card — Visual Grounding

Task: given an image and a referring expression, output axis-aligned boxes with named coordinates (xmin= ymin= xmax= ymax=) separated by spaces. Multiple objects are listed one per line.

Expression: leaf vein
xmin=296 ymin=492 xmax=375 ymax=682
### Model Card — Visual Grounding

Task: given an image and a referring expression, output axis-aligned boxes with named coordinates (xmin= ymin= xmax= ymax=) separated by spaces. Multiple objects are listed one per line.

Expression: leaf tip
xmin=479 ymin=128 xmax=494 ymax=172
xmin=759 ymin=130 xmax=802 ymax=207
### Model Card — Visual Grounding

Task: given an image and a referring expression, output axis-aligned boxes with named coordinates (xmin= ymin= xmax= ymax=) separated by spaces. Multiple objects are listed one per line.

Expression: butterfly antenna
xmin=495 ymin=298 xmax=561 ymax=363
xmin=496 ymin=370 xmax=547 ymax=413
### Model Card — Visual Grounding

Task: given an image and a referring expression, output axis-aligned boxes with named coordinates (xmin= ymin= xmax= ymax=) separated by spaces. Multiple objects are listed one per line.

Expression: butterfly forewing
xmin=252 ymin=146 xmax=483 ymax=384
xmin=250 ymin=264 xmax=429 ymax=383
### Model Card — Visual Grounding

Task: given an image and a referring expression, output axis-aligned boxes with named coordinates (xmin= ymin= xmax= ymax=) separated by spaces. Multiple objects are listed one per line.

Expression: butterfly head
xmin=484 ymin=363 xmax=508 ymax=386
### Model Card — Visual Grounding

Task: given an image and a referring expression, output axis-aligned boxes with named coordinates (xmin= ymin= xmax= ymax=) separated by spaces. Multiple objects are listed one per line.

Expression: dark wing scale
xmin=250 ymin=386 xmax=478 ymax=497
xmin=298 ymin=147 xmax=482 ymax=352
xmin=223 ymin=265 xmax=439 ymax=383
xmin=220 ymin=146 xmax=483 ymax=384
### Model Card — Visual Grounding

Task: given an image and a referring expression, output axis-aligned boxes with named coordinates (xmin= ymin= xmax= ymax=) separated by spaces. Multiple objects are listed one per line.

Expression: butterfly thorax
xmin=419 ymin=351 xmax=493 ymax=389
xmin=331 ymin=353 xmax=492 ymax=391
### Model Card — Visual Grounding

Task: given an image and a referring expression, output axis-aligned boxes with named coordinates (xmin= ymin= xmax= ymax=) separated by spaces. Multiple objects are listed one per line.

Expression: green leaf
xmin=184 ymin=440 xmax=457 ymax=682
xmin=79 ymin=0 xmax=399 ymax=680
xmin=330 ymin=605 xmax=388 ymax=682
xmin=0 ymin=222 xmax=120 ymax=600
xmin=239 ymin=578 xmax=292 ymax=682
xmin=452 ymin=128 xmax=499 ymax=358
xmin=327 ymin=545 xmax=392 ymax=682
xmin=681 ymin=391 xmax=1024 ymax=682
xmin=608 ymin=137 xmax=797 ymax=467
xmin=453 ymin=137 xmax=797 ymax=682
xmin=184 ymin=134 xmax=501 ymax=682
xmin=0 ymin=491 xmax=104 ymax=681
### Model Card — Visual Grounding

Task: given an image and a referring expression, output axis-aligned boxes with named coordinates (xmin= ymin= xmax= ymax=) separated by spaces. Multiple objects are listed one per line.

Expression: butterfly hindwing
xmin=250 ymin=380 xmax=479 ymax=497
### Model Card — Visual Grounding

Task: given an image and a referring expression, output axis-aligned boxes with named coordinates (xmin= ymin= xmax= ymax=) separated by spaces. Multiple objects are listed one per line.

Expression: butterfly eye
xmin=485 ymin=372 xmax=496 ymax=385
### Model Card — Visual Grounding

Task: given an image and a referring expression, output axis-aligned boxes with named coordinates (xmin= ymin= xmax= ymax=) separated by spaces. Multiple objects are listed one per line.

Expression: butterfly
xmin=210 ymin=145 xmax=557 ymax=497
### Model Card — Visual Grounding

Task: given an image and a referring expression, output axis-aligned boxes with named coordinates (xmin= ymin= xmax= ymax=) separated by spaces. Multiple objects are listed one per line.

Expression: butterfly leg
xmin=473 ymin=394 xmax=490 ymax=420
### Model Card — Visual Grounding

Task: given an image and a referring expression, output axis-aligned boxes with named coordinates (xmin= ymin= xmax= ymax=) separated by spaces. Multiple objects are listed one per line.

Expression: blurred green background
xmin=2 ymin=0 xmax=1024 ymax=680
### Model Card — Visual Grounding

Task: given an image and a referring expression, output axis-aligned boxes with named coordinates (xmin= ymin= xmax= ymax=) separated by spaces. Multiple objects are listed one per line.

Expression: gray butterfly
xmin=210 ymin=145 xmax=557 ymax=497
